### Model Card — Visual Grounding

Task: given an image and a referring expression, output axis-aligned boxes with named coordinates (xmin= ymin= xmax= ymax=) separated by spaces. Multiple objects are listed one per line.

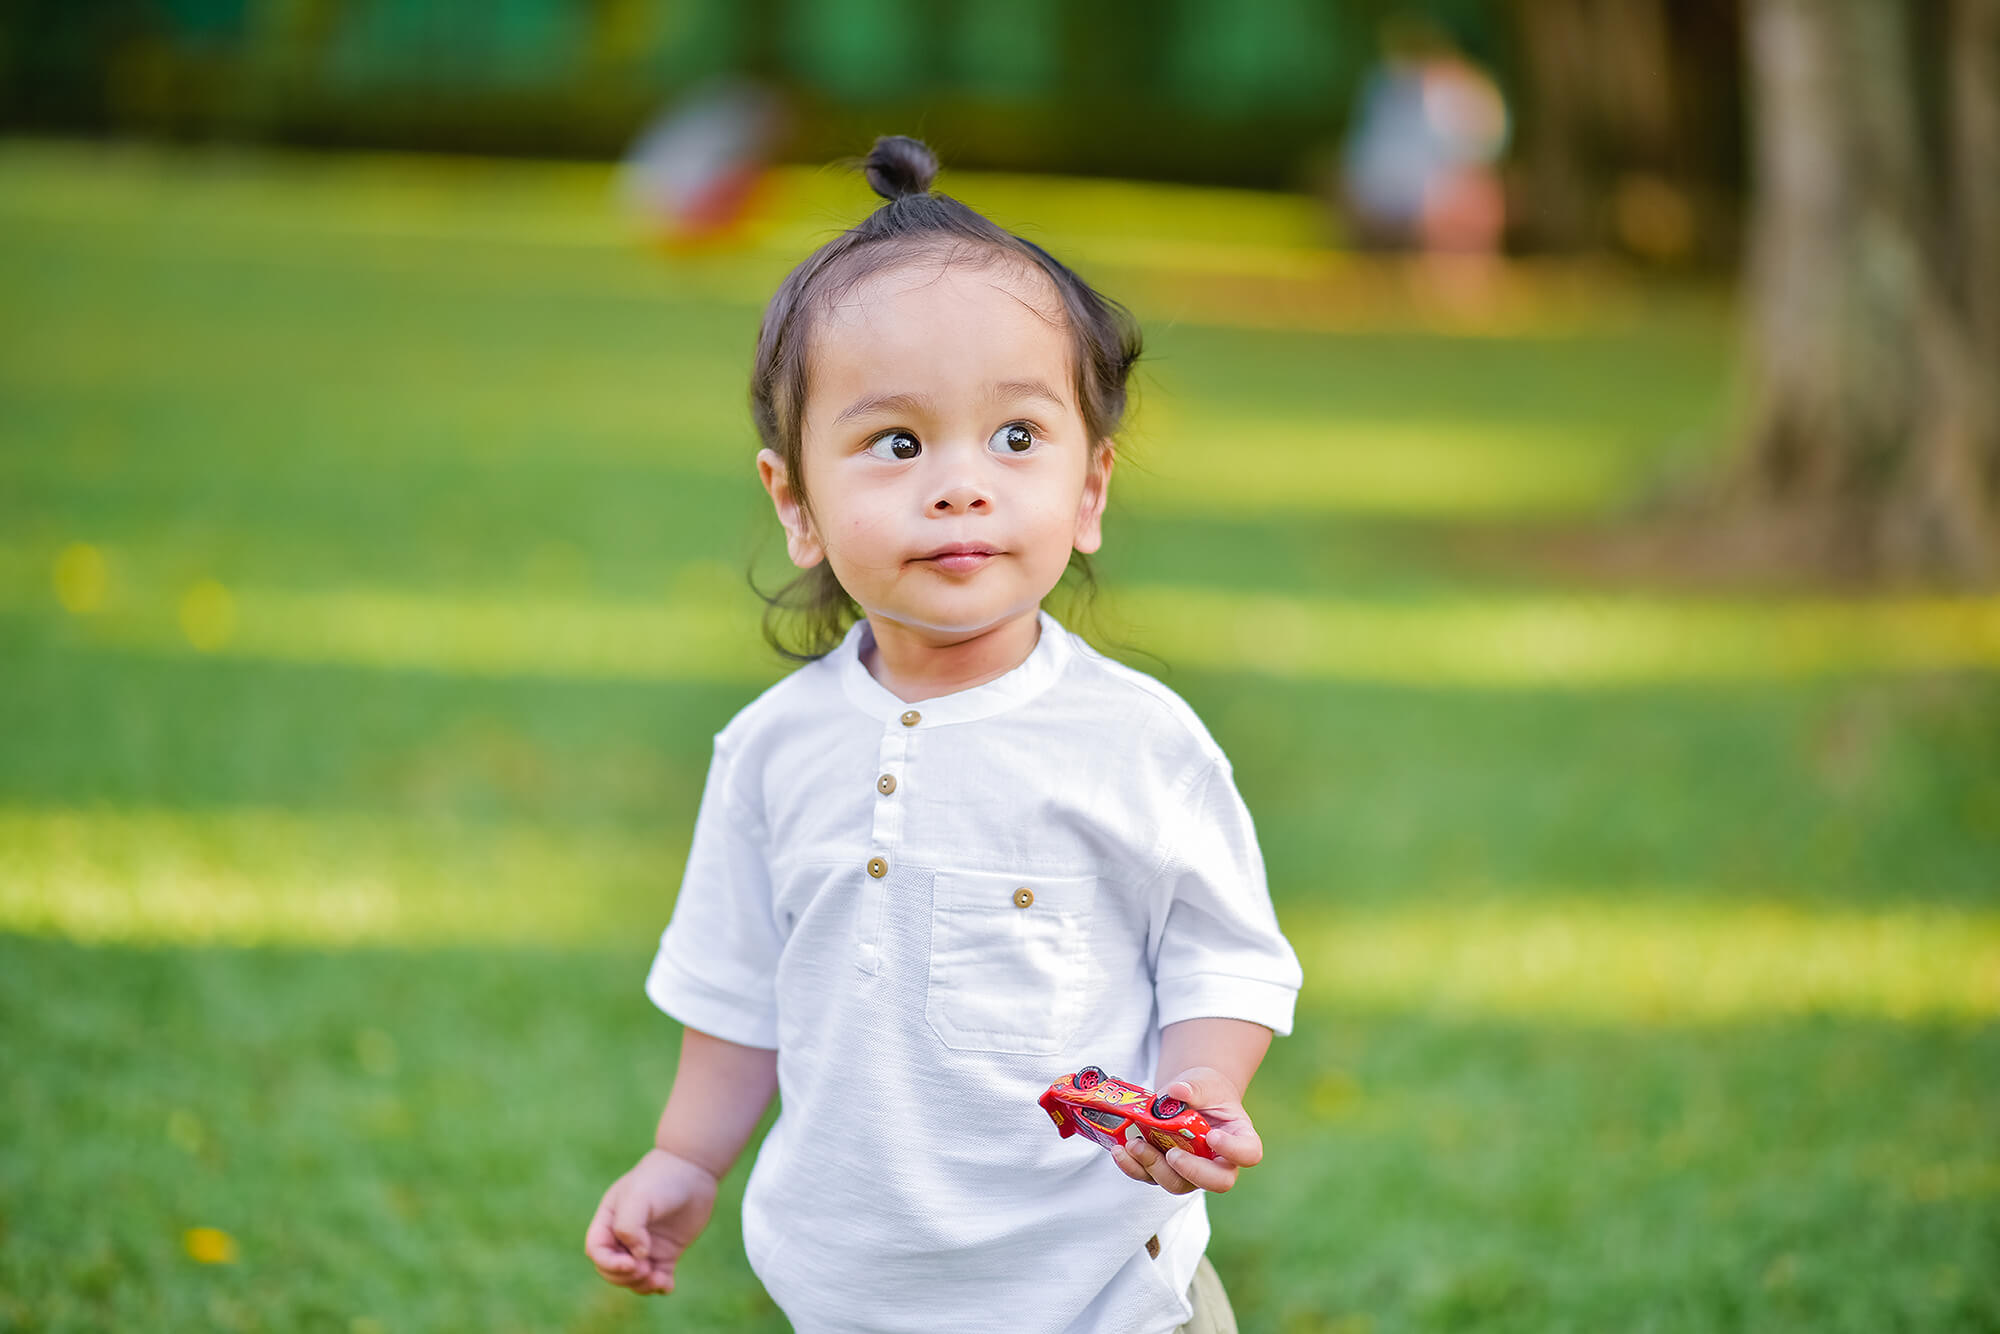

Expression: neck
xmin=859 ymin=609 xmax=1043 ymax=703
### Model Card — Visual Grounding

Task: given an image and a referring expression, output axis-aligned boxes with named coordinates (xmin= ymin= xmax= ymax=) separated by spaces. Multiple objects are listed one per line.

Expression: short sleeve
xmin=1150 ymin=760 xmax=1303 ymax=1036
xmin=644 ymin=733 xmax=781 ymax=1049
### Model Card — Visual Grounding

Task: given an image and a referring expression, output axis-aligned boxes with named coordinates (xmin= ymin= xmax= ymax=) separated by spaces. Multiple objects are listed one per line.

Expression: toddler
xmin=585 ymin=135 xmax=1302 ymax=1334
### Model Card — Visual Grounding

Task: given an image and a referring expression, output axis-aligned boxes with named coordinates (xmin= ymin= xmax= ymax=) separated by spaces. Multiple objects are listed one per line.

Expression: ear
xmin=1072 ymin=442 xmax=1115 ymax=555
xmin=758 ymin=448 xmax=825 ymax=569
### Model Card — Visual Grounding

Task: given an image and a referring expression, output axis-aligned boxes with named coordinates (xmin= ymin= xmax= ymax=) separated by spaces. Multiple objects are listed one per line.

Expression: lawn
xmin=1 ymin=140 xmax=1996 ymax=1333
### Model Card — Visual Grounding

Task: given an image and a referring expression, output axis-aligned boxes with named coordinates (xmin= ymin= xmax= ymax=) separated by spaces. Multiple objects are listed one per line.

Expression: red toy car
xmin=1038 ymin=1066 xmax=1219 ymax=1160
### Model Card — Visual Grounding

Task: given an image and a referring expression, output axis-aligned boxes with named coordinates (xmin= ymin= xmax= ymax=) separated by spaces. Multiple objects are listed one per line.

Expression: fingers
xmin=1120 ymin=1128 xmax=1200 ymax=1195
xmin=585 ymin=1195 xmax=641 ymax=1281
xmin=593 ymin=1246 xmax=677 ymax=1296
xmin=1162 ymin=1066 xmax=1263 ymax=1175
xmin=586 ymin=1186 xmax=677 ymax=1296
xmin=1107 ymin=1141 xmax=1153 ymax=1185
xmin=610 ymin=1191 xmax=654 ymax=1266
xmin=1163 ymin=1067 xmax=1239 ymax=1113
xmin=634 ymin=1260 xmax=678 ymax=1296
xmin=1164 ymin=1146 xmax=1239 ymax=1193
xmin=1116 ymin=1124 xmax=1246 ymax=1195
xmin=1206 ymin=1122 xmax=1264 ymax=1169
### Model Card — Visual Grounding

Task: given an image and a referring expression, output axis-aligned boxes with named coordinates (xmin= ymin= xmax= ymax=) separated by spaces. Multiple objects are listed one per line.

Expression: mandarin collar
xmin=837 ymin=610 xmax=1072 ymax=727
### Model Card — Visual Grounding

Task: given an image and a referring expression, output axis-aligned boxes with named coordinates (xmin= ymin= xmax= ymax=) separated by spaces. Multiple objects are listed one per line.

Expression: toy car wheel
xmin=1150 ymin=1094 xmax=1185 ymax=1119
xmin=1075 ymin=1066 xmax=1105 ymax=1090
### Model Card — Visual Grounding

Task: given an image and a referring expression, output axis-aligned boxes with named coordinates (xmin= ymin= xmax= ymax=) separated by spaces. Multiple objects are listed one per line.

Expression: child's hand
xmin=584 ymin=1148 xmax=719 ymax=1296
xmin=1108 ymin=1067 xmax=1264 ymax=1196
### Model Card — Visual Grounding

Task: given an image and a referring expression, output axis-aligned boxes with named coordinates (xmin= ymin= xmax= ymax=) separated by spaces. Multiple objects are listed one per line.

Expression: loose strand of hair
xmin=751 ymin=561 xmax=859 ymax=663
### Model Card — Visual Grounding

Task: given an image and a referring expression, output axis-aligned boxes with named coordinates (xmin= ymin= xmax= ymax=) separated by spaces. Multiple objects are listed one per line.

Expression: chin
xmin=873 ymin=600 xmax=1040 ymax=640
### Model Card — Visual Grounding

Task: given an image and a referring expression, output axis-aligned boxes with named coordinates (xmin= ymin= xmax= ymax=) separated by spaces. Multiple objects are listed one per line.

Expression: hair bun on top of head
xmin=863 ymin=135 xmax=939 ymax=201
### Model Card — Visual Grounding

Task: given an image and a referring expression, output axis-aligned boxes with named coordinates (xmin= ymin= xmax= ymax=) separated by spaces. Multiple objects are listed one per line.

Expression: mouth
xmin=914 ymin=544 xmax=1000 ymax=574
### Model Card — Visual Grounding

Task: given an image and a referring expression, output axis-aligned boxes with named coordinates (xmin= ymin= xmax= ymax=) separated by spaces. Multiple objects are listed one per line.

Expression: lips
xmin=915 ymin=544 xmax=998 ymax=573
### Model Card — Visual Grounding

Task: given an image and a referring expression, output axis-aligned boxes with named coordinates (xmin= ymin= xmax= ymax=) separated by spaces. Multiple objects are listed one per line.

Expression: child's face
xmin=761 ymin=257 xmax=1111 ymax=646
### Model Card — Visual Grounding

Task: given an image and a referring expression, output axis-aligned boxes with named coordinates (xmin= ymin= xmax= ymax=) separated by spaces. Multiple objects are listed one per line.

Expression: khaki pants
xmin=1173 ymin=1256 xmax=1238 ymax=1334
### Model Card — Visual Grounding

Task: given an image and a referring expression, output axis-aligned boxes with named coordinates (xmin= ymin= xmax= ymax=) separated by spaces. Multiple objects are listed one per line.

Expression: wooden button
xmin=1012 ymin=886 xmax=1034 ymax=908
xmin=900 ymin=710 xmax=921 ymax=726
xmin=1145 ymin=1234 xmax=1161 ymax=1259
xmin=876 ymin=774 xmax=896 ymax=795
xmin=866 ymin=857 xmax=887 ymax=879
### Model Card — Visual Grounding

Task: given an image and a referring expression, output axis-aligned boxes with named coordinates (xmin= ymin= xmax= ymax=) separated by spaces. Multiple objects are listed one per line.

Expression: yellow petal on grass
xmin=52 ymin=542 xmax=108 ymax=613
xmin=179 ymin=578 xmax=236 ymax=652
xmin=182 ymin=1226 xmax=238 ymax=1264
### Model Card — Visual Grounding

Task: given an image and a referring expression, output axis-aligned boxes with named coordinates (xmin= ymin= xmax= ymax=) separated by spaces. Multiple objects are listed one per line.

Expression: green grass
xmin=2 ymin=139 xmax=1997 ymax=1332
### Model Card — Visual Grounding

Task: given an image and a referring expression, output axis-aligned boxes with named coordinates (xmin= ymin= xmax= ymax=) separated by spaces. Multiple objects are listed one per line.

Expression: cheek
xmin=1015 ymin=504 xmax=1086 ymax=571
xmin=1027 ymin=472 xmax=1093 ymax=537
xmin=838 ymin=516 xmax=889 ymax=553
xmin=816 ymin=491 xmax=904 ymax=564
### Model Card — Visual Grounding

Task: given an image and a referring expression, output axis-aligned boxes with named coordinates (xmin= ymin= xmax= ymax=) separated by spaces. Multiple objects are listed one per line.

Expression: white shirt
xmin=645 ymin=610 xmax=1302 ymax=1334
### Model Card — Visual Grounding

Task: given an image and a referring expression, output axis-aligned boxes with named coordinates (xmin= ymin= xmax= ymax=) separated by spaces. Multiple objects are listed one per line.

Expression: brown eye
xmin=866 ymin=430 xmax=921 ymax=461
xmin=989 ymin=422 xmax=1036 ymax=455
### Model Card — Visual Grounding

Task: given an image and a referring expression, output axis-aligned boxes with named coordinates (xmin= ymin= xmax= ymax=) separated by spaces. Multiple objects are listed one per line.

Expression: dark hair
xmin=750 ymin=134 xmax=1143 ymax=661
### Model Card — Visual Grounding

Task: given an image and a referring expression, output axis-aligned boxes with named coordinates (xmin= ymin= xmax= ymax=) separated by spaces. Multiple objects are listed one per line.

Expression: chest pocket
xmin=925 ymin=868 xmax=1096 ymax=1056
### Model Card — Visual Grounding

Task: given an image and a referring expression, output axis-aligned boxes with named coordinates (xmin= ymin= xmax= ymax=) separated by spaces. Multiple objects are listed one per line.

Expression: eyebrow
xmin=832 ymin=391 xmax=938 ymax=427
xmin=830 ymin=378 xmax=1069 ymax=427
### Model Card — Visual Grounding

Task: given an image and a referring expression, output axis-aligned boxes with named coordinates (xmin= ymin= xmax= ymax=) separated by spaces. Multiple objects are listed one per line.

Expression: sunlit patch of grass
xmin=0 ymin=806 xmax=680 ymax=947
xmin=1287 ymin=899 xmax=2000 ymax=1023
xmin=0 ymin=140 xmax=1671 ymax=340
xmin=6 ymin=803 xmax=1991 ymax=1024
xmin=2 ymin=141 xmax=1332 ymax=267
xmin=0 ymin=140 xmax=628 ymax=250
xmin=21 ymin=572 xmax=1994 ymax=688
xmin=0 ymin=142 xmax=1329 ymax=281
xmin=36 ymin=582 xmax=780 ymax=684
xmin=1123 ymin=419 xmax=1632 ymax=516
xmin=1114 ymin=586 xmax=2000 ymax=685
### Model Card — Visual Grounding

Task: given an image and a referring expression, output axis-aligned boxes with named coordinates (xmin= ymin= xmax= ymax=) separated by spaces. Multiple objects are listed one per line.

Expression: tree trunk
xmin=1953 ymin=0 xmax=2000 ymax=383
xmin=1739 ymin=0 xmax=1998 ymax=579
xmin=1512 ymin=0 xmax=1598 ymax=249
xmin=1509 ymin=0 xmax=1695 ymax=255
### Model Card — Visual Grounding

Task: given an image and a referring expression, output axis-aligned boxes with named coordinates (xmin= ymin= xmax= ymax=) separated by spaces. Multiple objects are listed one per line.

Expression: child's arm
xmin=651 ymin=1026 xmax=780 ymax=1178
xmin=584 ymin=1027 xmax=778 ymax=1296
xmin=1108 ymin=1017 xmax=1273 ymax=1196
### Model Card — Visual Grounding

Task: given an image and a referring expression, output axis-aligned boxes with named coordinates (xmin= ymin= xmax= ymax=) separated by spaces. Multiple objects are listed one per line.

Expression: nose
xmin=931 ymin=479 xmax=989 ymax=513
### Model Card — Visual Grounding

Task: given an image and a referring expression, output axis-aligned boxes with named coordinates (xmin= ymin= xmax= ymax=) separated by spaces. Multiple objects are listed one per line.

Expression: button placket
xmin=856 ymin=718 xmax=911 ymax=975
xmin=870 ymin=725 xmax=908 ymax=848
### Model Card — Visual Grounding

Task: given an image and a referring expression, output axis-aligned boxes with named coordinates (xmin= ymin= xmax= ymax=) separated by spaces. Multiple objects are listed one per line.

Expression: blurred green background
xmin=4 ymin=2 xmax=1999 ymax=1332
xmin=4 ymin=0 xmax=1514 ymax=183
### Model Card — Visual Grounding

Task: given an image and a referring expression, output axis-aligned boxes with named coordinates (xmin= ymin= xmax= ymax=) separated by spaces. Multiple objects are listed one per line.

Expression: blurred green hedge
xmin=1 ymin=0 xmax=1504 ymax=184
